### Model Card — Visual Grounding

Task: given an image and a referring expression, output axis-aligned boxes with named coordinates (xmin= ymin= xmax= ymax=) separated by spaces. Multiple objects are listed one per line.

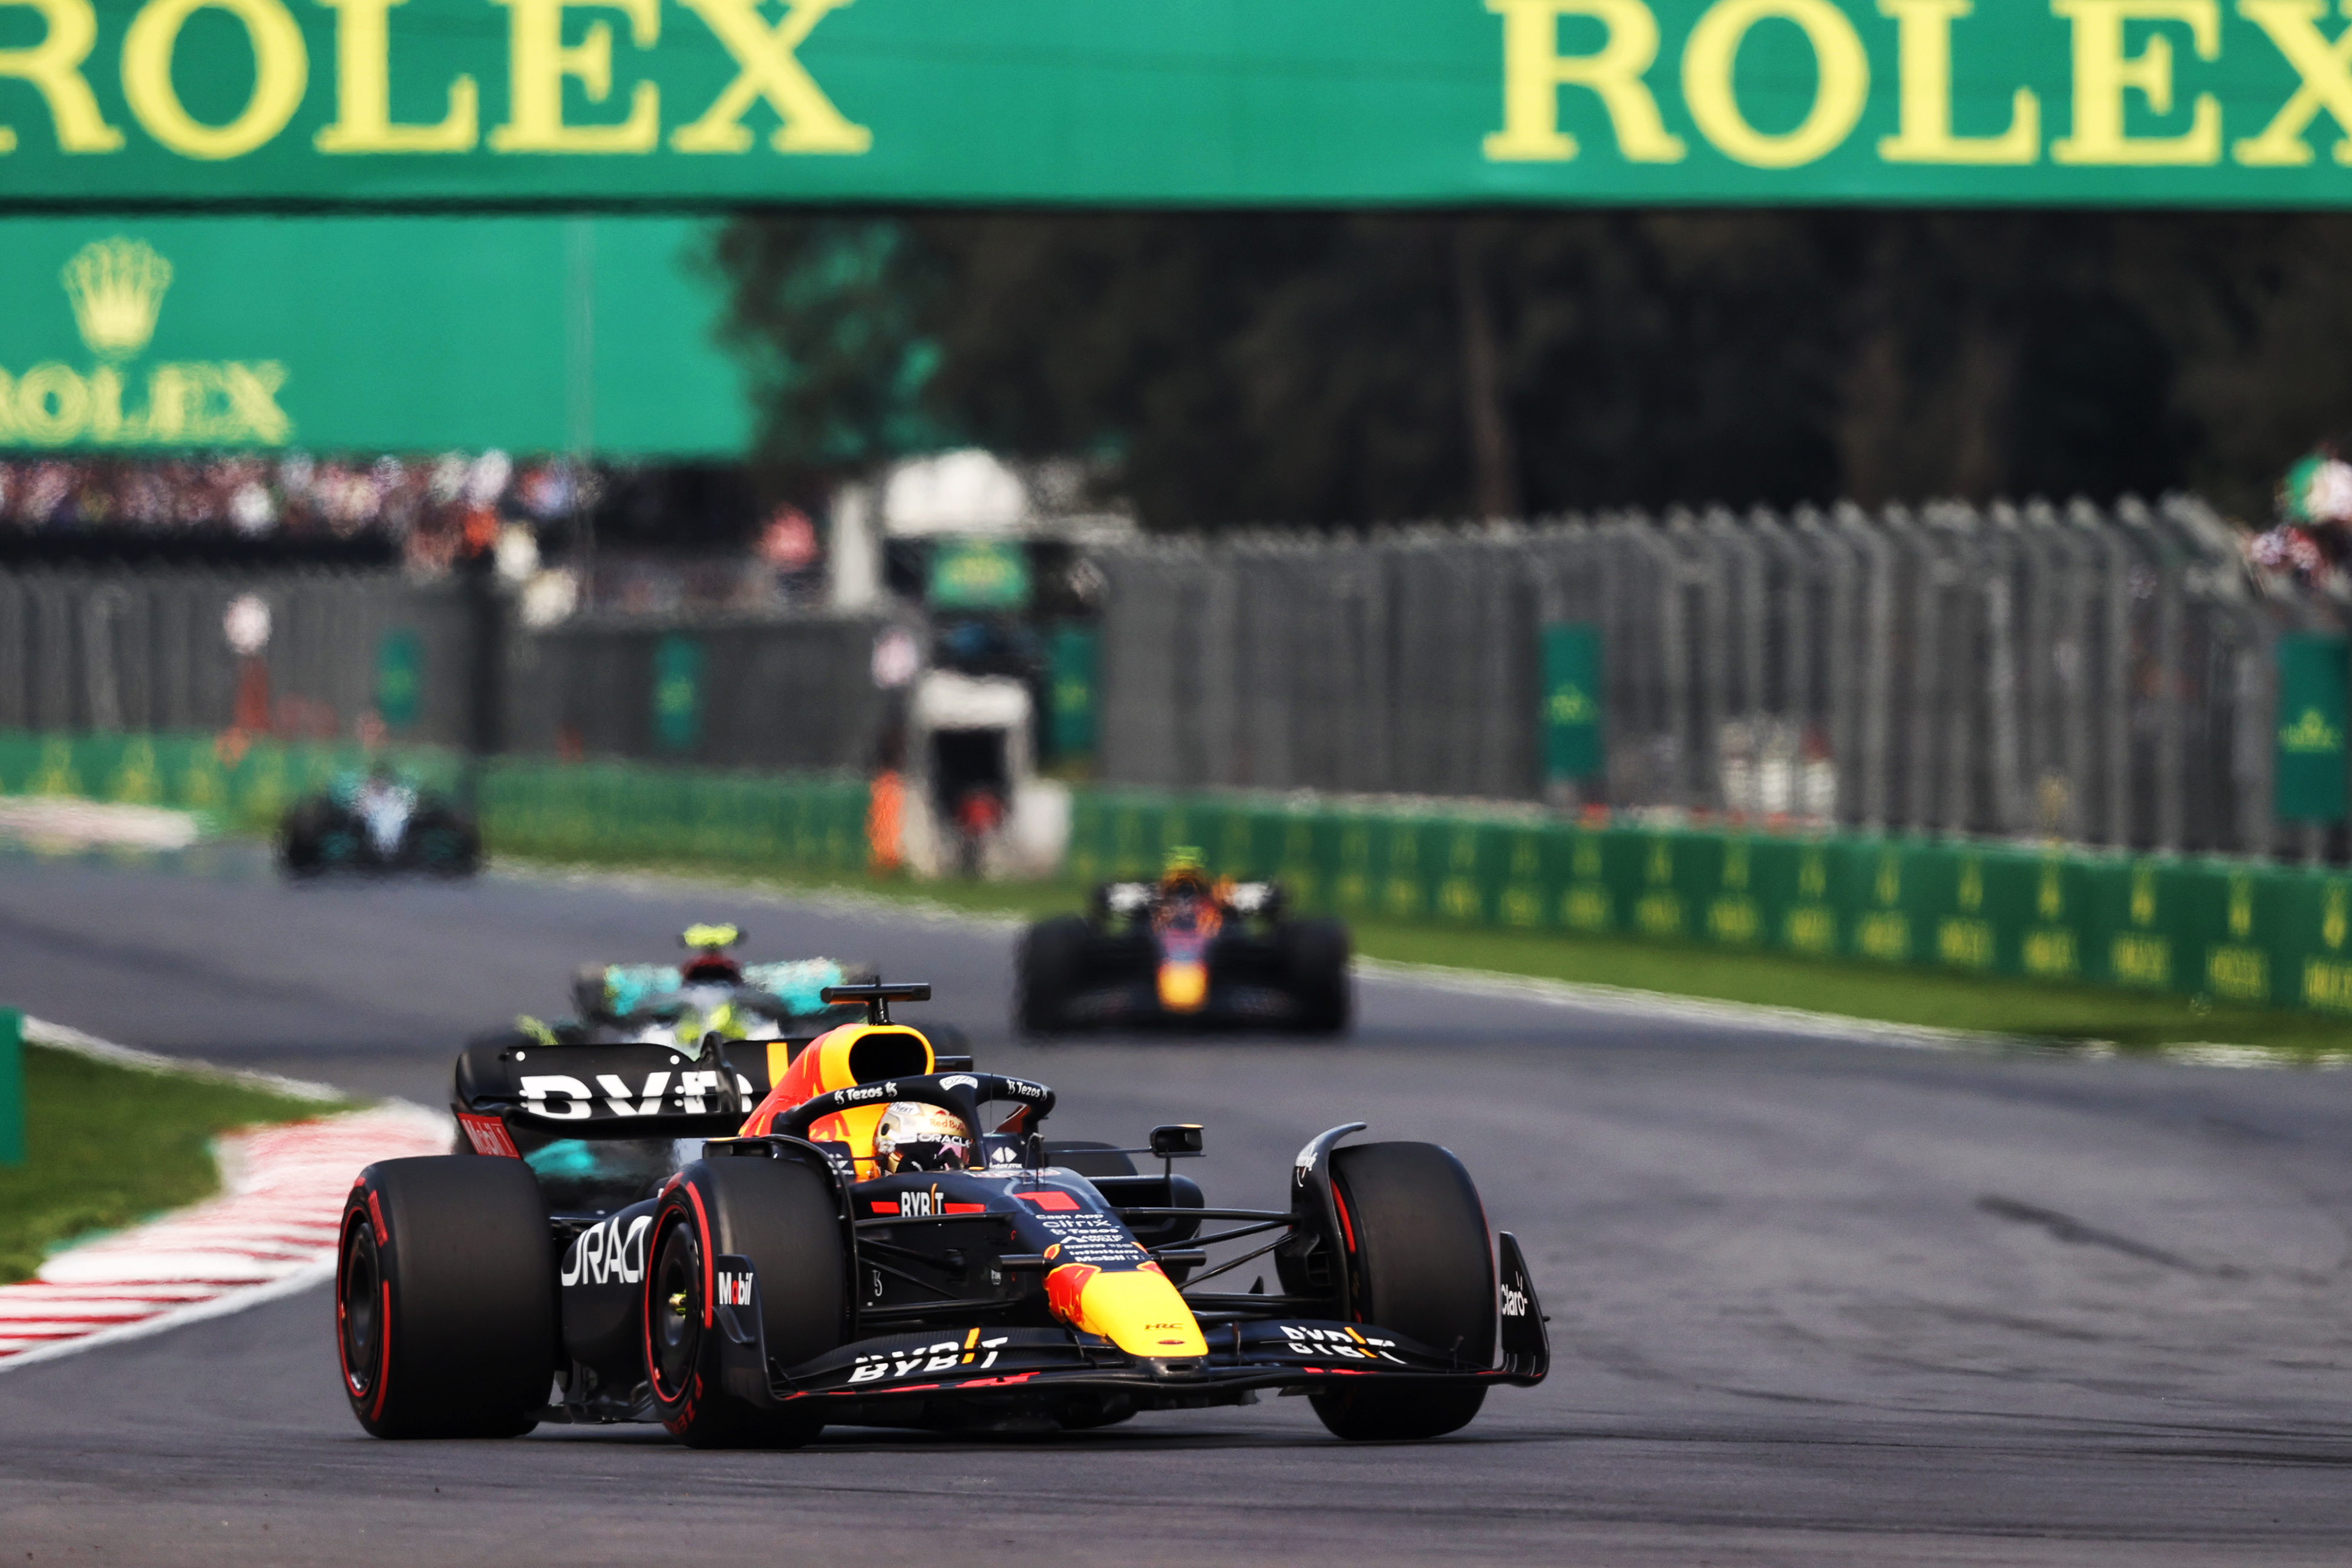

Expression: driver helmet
xmin=874 ymin=1102 xmax=974 ymax=1174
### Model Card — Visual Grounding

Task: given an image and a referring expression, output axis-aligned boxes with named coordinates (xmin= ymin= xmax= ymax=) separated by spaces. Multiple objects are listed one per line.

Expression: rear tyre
xmin=1310 ymin=1142 xmax=1494 ymax=1442
xmin=1017 ymin=915 xmax=1089 ymax=1034
xmin=336 ymin=1156 xmax=555 ymax=1439
xmin=278 ymin=804 xmax=328 ymax=878
xmin=411 ymin=808 xmax=480 ymax=878
xmin=645 ymin=1158 xmax=844 ymax=1449
xmin=1279 ymin=918 xmax=1352 ymax=1034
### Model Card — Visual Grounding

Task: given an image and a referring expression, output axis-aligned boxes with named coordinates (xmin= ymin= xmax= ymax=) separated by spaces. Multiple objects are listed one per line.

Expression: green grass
xmin=0 ymin=1046 xmax=344 ymax=1284
xmin=501 ymin=851 xmax=2352 ymax=1055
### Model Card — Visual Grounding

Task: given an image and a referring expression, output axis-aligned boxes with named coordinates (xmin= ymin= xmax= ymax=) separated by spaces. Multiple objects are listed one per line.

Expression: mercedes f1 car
xmin=338 ymin=981 xmax=1544 ymax=1445
xmin=511 ymin=924 xmax=873 ymax=1050
xmin=1017 ymin=853 xmax=1350 ymax=1034
xmin=279 ymin=765 xmax=479 ymax=877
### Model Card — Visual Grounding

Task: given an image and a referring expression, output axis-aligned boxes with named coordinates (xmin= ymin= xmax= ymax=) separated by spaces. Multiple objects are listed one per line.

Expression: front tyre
xmin=336 ymin=1156 xmax=555 ymax=1439
xmin=644 ymin=1158 xmax=845 ymax=1448
xmin=1310 ymin=1142 xmax=1495 ymax=1442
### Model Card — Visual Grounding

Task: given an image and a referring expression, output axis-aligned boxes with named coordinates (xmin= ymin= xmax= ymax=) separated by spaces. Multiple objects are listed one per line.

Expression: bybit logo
xmin=0 ymin=237 xmax=291 ymax=449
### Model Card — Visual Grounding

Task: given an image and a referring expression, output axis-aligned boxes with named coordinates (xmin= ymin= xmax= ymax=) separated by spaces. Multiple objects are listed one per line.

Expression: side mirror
xmin=1149 ymin=1124 xmax=1204 ymax=1157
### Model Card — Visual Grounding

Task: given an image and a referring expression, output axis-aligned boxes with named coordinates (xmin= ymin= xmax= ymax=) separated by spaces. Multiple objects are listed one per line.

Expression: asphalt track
xmin=3 ymin=846 xmax=2351 ymax=1566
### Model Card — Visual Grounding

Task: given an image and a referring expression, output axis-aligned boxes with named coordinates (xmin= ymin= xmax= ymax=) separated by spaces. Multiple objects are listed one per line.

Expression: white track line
xmin=1351 ymin=956 xmax=2019 ymax=1050
xmin=0 ymin=1045 xmax=449 ymax=1372
xmin=22 ymin=1016 xmax=345 ymax=1102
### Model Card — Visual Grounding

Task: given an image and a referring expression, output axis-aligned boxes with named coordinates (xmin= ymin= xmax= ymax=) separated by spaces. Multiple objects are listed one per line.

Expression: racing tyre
xmin=1311 ymin=1142 xmax=1495 ymax=1442
xmin=645 ymin=1158 xmax=845 ymax=1449
xmin=336 ymin=1156 xmax=556 ymax=1439
xmin=411 ymin=809 xmax=480 ymax=878
xmin=1017 ymin=915 xmax=1089 ymax=1034
xmin=1279 ymin=918 xmax=1352 ymax=1034
xmin=278 ymin=804 xmax=328 ymax=878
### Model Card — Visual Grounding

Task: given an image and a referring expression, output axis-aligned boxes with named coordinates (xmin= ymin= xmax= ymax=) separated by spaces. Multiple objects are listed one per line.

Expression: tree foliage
xmin=716 ymin=211 xmax=2352 ymax=529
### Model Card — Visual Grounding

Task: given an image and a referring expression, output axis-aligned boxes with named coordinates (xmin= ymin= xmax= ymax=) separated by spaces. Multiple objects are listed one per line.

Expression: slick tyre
xmin=1017 ymin=915 xmax=1088 ymax=1034
xmin=1311 ymin=1142 xmax=1495 ymax=1442
xmin=336 ymin=1156 xmax=555 ymax=1439
xmin=411 ymin=809 xmax=480 ymax=877
xmin=645 ymin=1158 xmax=845 ymax=1449
xmin=1279 ymin=918 xmax=1351 ymax=1034
xmin=278 ymin=805 xmax=328 ymax=878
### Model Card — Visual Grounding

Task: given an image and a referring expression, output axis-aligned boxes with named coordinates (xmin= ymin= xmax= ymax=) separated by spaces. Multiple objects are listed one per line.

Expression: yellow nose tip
xmin=1157 ymin=961 xmax=1209 ymax=1013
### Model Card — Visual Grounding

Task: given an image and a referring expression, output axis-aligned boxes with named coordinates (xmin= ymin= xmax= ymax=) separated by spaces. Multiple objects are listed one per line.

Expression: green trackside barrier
xmin=0 ymin=731 xmax=867 ymax=881
xmin=1070 ymin=788 xmax=2352 ymax=1018
xmin=0 ymin=1008 xmax=21 ymax=1167
xmin=472 ymin=756 xmax=869 ymax=878
xmin=0 ymin=731 xmax=461 ymax=837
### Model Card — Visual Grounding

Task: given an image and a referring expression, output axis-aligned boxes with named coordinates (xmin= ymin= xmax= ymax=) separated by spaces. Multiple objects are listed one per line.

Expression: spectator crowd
xmin=0 ymin=451 xmax=595 ymax=573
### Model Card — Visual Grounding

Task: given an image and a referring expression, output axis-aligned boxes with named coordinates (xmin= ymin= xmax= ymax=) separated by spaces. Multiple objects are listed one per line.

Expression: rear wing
xmin=454 ymin=1036 xmax=783 ymax=1142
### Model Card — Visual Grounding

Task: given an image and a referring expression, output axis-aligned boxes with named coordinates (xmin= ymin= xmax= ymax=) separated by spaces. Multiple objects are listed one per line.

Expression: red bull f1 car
xmin=1018 ymin=854 xmax=1351 ymax=1034
xmin=337 ymin=981 xmax=1544 ymax=1445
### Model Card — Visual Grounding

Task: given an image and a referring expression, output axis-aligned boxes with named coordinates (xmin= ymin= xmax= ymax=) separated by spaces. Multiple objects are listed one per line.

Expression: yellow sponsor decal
xmin=1936 ymin=916 xmax=1993 ymax=970
xmin=1706 ymin=895 xmax=1758 ymax=944
xmin=1784 ymin=904 xmax=1836 ymax=954
xmin=1857 ymin=909 xmax=1909 ymax=961
xmin=2022 ymin=927 xmax=2079 ymax=979
xmin=2111 ymin=932 xmax=2171 ymax=988
xmin=2204 ymin=945 xmax=2268 ymax=1003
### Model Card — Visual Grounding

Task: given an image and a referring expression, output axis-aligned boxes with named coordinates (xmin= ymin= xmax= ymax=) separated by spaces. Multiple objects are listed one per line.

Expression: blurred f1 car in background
xmin=336 ymin=979 xmax=1545 ymax=1446
xmin=278 ymin=763 xmax=479 ymax=877
xmin=1017 ymin=851 xmax=1350 ymax=1034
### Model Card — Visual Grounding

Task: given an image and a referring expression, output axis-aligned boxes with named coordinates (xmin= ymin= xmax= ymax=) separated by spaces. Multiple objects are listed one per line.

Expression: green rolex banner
xmin=15 ymin=0 xmax=2352 ymax=208
xmin=2276 ymin=634 xmax=2348 ymax=822
xmin=652 ymin=634 xmax=704 ymax=754
xmin=1541 ymin=622 xmax=1604 ymax=782
xmin=1049 ymin=624 xmax=1099 ymax=760
xmin=374 ymin=629 xmax=423 ymax=730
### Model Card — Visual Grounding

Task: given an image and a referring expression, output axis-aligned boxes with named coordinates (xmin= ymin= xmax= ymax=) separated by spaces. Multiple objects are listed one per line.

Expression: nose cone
xmin=1157 ymin=959 xmax=1209 ymax=1013
xmin=1046 ymin=1262 xmax=1208 ymax=1359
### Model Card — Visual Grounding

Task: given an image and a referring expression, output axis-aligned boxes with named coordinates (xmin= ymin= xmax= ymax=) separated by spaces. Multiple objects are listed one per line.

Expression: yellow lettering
xmin=1683 ymin=0 xmax=1870 ymax=167
xmin=2051 ymin=0 xmax=2221 ymax=164
xmin=0 ymin=0 xmax=122 ymax=152
xmin=15 ymin=362 xmax=87 ymax=442
xmin=223 ymin=361 xmax=291 ymax=441
xmin=2235 ymin=0 xmax=2352 ymax=163
xmin=122 ymin=0 xmax=307 ymax=159
xmin=313 ymin=0 xmax=478 ymax=152
xmin=489 ymin=0 xmax=659 ymax=153
xmin=1877 ymin=0 xmax=2039 ymax=162
xmin=1481 ymin=0 xmax=1687 ymax=162
xmin=671 ymin=0 xmax=869 ymax=154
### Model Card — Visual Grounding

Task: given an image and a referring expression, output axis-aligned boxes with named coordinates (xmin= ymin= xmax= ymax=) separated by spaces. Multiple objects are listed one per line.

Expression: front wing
xmin=714 ymin=1233 xmax=1549 ymax=1415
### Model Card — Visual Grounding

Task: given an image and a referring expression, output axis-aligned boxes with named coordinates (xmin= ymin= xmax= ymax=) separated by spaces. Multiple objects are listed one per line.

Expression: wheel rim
xmin=338 ymin=1218 xmax=383 ymax=1400
xmin=649 ymin=1215 xmax=702 ymax=1400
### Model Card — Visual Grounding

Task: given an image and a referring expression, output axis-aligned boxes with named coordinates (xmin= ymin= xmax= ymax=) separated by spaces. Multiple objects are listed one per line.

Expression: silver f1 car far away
xmin=336 ymin=981 xmax=1544 ymax=1446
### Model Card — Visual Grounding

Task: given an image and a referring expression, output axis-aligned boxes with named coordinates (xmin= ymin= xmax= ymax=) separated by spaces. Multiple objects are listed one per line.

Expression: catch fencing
xmin=0 ymin=569 xmax=891 ymax=773
xmin=1096 ymin=497 xmax=2310 ymax=858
